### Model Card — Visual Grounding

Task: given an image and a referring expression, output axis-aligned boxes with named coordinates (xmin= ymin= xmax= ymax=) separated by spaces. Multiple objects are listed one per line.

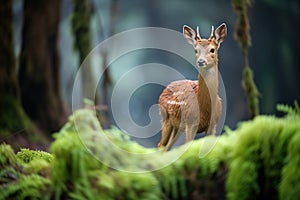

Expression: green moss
xmin=111 ymin=172 xmax=160 ymax=200
xmin=153 ymin=134 xmax=236 ymax=199
xmin=0 ymin=97 xmax=31 ymax=134
xmin=0 ymin=174 xmax=51 ymax=200
xmin=71 ymin=0 xmax=91 ymax=63
xmin=16 ymin=148 xmax=53 ymax=163
xmin=0 ymin=96 xmax=47 ymax=149
xmin=279 ymin=129 xmax=300 ymax=199
xmin=0 ymin=144 xmax=51 ymax=200
xmin=15 ymin=148 xmax=53 ymax=175
xmin=0 ymin=143 xmax=17 ymax=166
xmin=232 ymin=0 xmax=252 ymax=52
xmin=50 ymin=109 xmax=160 ymax=199
xmin=226 ymin=114 xmax=300 ymax=200
xmin=242 ymin=66 xmax=260 ymax=118
xmin=1 ymin=105 xmax=300 ymax=199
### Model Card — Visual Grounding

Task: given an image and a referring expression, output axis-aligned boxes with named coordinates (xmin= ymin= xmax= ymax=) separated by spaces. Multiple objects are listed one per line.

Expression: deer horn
xmin=196 ymin=26 xmax=201 ymax=40
xmin=209 ymin=26 xmax=214 ymax=40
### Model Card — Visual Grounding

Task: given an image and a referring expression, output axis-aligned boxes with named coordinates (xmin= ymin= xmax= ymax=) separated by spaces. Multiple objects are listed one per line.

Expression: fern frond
xmin=277 ymin=101 xmax=300 ymax=116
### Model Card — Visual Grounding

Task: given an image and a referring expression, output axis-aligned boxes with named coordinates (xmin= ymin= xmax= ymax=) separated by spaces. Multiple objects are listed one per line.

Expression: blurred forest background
xmin=0 ymin=0 xmax=299 ymax=150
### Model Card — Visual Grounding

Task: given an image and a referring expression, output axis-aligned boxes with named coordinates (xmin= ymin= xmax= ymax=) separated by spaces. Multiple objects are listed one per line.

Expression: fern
xmin=277 ymin=101 xmax=300 ymax=116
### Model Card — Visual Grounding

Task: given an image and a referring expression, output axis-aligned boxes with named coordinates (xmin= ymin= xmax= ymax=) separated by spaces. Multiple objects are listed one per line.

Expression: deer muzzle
xmin=197 ymin=59 xmax=207 ymax=67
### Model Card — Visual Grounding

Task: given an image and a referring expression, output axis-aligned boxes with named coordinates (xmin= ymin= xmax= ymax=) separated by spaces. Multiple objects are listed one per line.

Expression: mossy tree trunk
xmin=71 ymin=0 xmax=101 ymax=108
xmin=0 ymin=0 xmax=48 ymax=150
xmin=19 ymin=0 xmax=67 ymax=134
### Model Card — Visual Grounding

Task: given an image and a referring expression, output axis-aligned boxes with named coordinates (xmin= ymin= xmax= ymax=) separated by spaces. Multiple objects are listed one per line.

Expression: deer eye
xmin=194 ymin=49 xmax=197 ymax=53
xmin=210 ymin=48 xmax=215 ymax=53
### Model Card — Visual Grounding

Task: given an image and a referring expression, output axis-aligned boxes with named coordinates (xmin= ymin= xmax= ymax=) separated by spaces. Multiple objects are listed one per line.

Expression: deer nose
xmin=198 ymin=59 xmax=206 ymax=66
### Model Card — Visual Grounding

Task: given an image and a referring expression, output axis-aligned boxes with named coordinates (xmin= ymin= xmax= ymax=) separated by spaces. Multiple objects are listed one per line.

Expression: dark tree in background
xmin=71 ymin=0 xmax=100 ymax=104
xmin=250 ymin=0 xmax=300 ymax=113
xmin=92 ymin=0 xmax=116 ymax=127
xmin=19 ymin=0 xmax=67 ymax=133
xmin=0 ymin=0 xmax=48 ymax=149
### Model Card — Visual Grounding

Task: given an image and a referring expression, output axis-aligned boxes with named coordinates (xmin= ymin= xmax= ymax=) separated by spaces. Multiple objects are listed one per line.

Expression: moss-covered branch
xmin=232 ymin=0 xmax=260 ymax=119
xmin=1 ymin=106 xmax=300 ymax=199
xmin=71 ymin=0 xmax=101 ymax=112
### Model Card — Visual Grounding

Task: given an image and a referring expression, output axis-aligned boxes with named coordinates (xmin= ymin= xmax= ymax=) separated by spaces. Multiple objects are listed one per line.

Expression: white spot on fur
xmin=173 ymin=91 xmax=184 ymax=96
xmin=167 ymin=100 xmax=187 ymax=105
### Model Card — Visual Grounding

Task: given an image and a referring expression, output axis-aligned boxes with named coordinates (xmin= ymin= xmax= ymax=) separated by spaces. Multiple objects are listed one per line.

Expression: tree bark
xmin=71 ymin=0 xmax=102 ymax=122
xmin=0 ymin=0 xmax=48 ymax=150
xmin=19 ymin=0 xmax=67 ymax=133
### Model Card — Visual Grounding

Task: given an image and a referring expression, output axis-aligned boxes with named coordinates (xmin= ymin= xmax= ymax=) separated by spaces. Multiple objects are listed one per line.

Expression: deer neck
xmin=197 ymin=65 xmax=219 ymax=104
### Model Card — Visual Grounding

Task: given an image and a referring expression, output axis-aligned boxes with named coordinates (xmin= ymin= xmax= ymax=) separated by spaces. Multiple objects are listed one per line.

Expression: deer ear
xmin=215 ymin=23 xmax=227 ymax=47
xmin=183 ymin=25 xmax=198 ymax=46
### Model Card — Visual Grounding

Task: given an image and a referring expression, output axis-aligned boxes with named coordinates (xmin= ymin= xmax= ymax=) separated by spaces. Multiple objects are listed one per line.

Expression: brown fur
xmin=158 ymin=23 xmax=226 ymax=150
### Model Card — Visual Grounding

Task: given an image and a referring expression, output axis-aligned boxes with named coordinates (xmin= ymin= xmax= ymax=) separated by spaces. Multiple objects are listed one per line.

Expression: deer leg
xmin=185 ymin=124 xmax=198 ymax=143
xmin=207 ymin=122 xmax=216 ymax=135
xmin=207 ymin=106 xmax=220 ymax=135
xmin=165 ymin=128 xmax=176 ymax=151
xmin=158 ymin=120 xmax=172 ymax=148
xmin=165 ymin=127 xmax=182 ymax=151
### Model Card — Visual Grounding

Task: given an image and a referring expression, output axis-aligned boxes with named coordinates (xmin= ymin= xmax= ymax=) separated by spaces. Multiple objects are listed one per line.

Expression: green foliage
xmin=0 ymin=143 xmax=52 ymax=200
xmin=51 ymin=109 xmax=160 ymax=199
xmin=0 ymin=143 xmax=16 ymax=166
xmin=110 ymin=172 xmax=160 ymax=200
xmin=279 ymin=128 xmax=300 ymax=199
xmin=0 ymin=97 xmax=34 ymax=137
xmin=0 ymin=174 xmax=51 ymax=200
xmin=16 ymin=149 xmax=53 ymax=174
xmin=16 ymin=148 xmax=53 ymax=163
xmin=1 ymin=106 xmax=300 ymax=199
xmin=277 ymin=101 xmax=300 ymax=116
xmin=226 ymin=112 xmax=300 ymax=200
xmin=156 ymin=134 xmax=236 ymax=199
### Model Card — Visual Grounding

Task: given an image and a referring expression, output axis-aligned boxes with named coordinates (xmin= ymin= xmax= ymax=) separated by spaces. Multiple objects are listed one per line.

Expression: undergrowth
xmin=0 ymin=103 xmax=299 ymax=199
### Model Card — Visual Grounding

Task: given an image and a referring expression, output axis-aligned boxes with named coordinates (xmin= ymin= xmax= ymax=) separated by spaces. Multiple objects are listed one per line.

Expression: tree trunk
xmin=71 ymin=0 xmax=102 ymax=122
xmin=19 ymin=0 xmax=67 ymax=134
xmin=0 ymin=0 xmax=48 ymax=150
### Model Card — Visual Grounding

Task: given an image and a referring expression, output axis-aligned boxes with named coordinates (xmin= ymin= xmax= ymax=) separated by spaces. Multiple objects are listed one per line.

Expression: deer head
xmin=183 ymin=23 xmax=227 ymax=70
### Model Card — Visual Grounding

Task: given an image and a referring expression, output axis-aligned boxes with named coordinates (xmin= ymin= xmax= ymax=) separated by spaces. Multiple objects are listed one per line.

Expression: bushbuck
xmin=158 ymin=23 xmax=227 ymax=150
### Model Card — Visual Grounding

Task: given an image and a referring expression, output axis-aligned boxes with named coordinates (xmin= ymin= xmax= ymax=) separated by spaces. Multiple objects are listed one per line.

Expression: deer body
xmin=158 ymin=23 xmax=227 ymax=150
